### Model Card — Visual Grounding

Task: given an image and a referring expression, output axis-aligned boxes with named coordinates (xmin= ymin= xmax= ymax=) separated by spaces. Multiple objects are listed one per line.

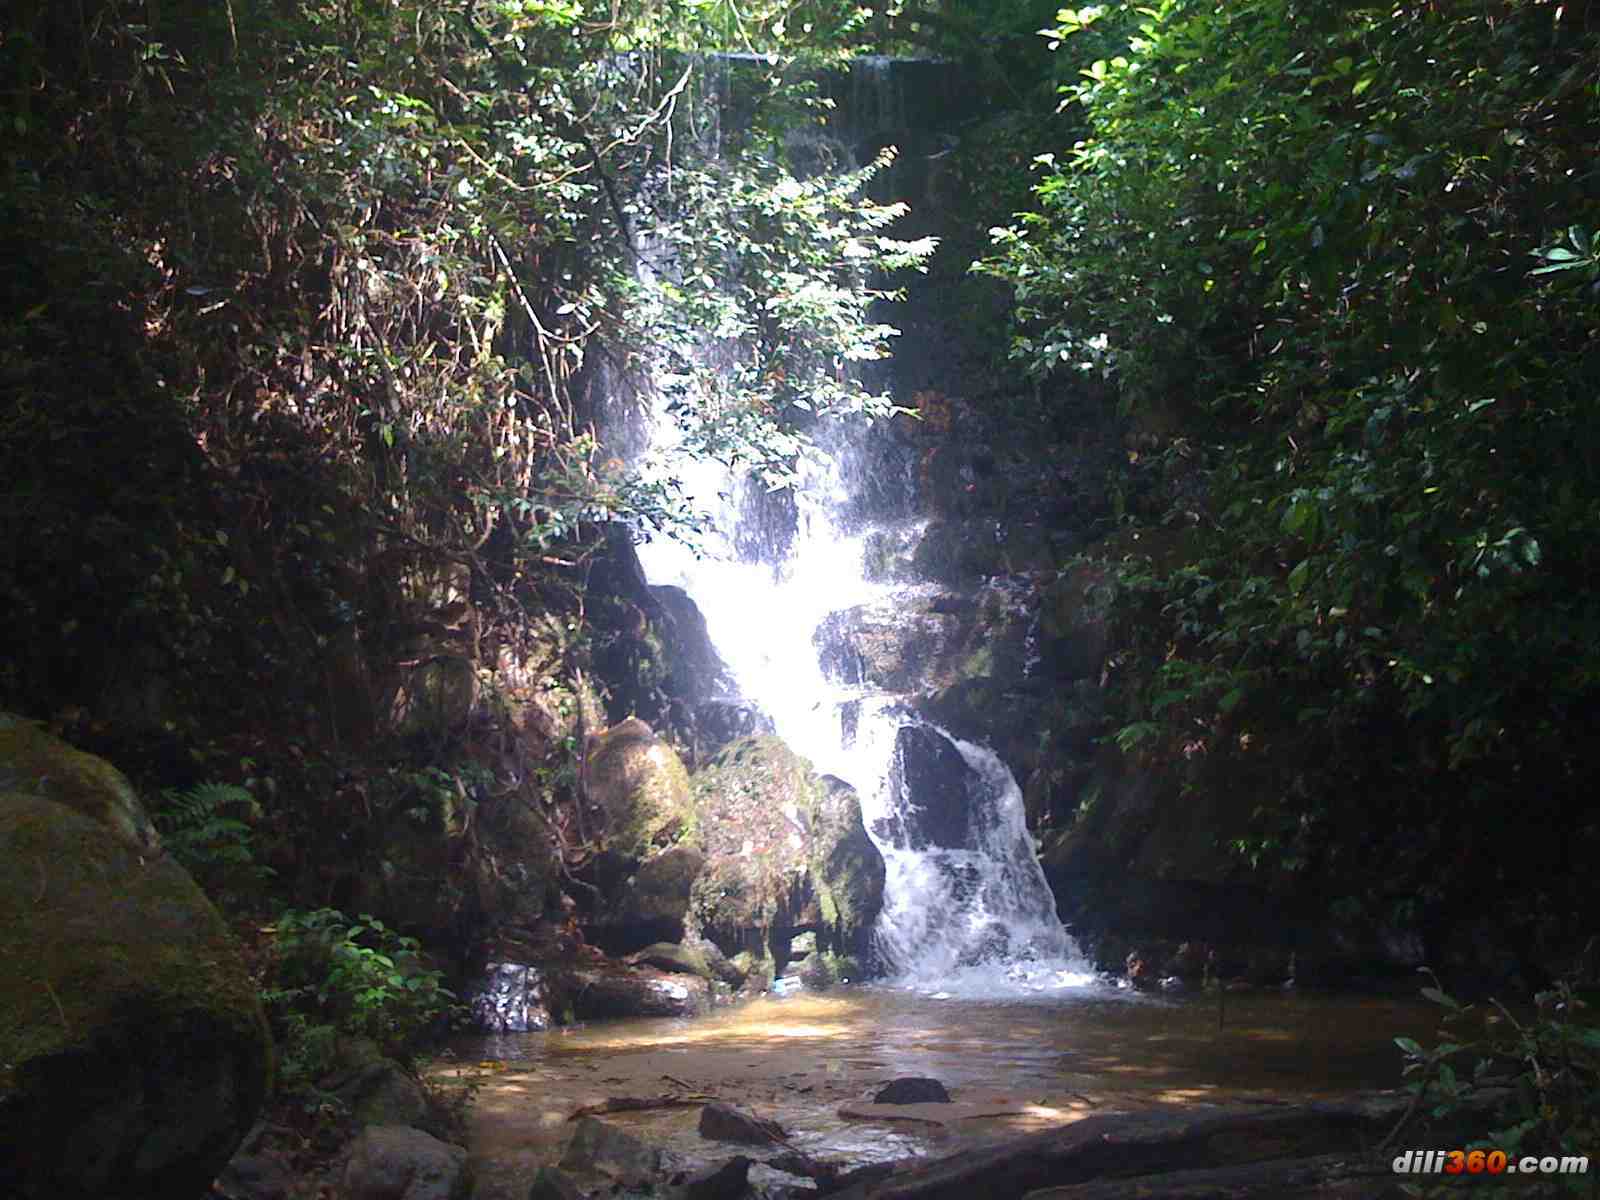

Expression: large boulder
xmin=0 ymin=792 xmax=273 ymax=1199
xmin=0 ymin=712 xmax=160 ymax=853
xmin=687 ymin=736 xmax=884 ymax=975
xmin=585 ymin=718 xmax=693 ymax=864
xmin=342 ymin=1125 xmax=470 ymax=1200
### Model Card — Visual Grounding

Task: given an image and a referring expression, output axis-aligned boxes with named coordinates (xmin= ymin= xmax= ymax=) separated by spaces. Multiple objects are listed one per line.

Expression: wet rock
xmin=881 ymin=725 xmax=976 ymax=850
xmin=689 ymin=932 xmax=747 ymax=987
xmin=814 ymin=600 xmax=961 ymax=692
xmin=527 ymin=1164 xmax=586 ymax=1200
xmin=671 ymin=1155 xmax=753 ymax=1200
xmin=342 ymin=1125 xmax=470 ymax=1200
xmin=627 ymin=940 xmax=714 ymax=978
xmin=693 ymin=701 xmax=775 ymax=754
xmin=1125 ymin=948 xmax=1156 ymax=990
xmin=470 ymin=962 xmax=553 ymax=1033
xmin=560 ymin=1117 xmax=666 ymax=1189
xmin=586 ymin=719 xmax=693 ymax=863
xmin=698 ymin=1102 xmax=787 ymax=1146
xmin=874 ymin=1077 xmax=951 ymax=1105
xmin=0 ymin=792 xmax=272 ymax=1200
xmin=565 ymin=962 xmax=712 ymax=1020
xmin=1168 ymin=941 xmax=1212 ymax=982
xmin=811 ymin=776 xmax=885 ymax=966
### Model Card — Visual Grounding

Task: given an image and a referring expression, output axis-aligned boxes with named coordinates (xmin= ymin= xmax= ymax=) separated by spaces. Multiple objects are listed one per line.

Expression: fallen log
xmin=824 ymin=1091 xmax=1505 ymax=1200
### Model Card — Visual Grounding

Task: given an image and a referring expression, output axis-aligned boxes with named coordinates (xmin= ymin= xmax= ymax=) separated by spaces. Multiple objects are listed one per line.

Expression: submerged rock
xmin=673 ymin=1155 xmax=753 ymax=1200
xmin=697 ymin=1102 xmax=787 ymax=1146
xmin=527 ymin=1164 xmax=586 ymax=1200
xmin=874 ymin=1077 xmax=951 ymax=1105
xmin=0 ymin=791 xmax=272 ymax=1200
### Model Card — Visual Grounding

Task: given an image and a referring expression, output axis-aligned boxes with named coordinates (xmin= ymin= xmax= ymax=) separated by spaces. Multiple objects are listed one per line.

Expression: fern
xmin=154 ymin=781 xmax=274 ymax=890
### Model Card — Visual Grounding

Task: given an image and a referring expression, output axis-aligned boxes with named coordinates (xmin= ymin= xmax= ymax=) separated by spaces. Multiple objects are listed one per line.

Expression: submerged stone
xmin=873 ymin=1077 xmax=951 ymax=1105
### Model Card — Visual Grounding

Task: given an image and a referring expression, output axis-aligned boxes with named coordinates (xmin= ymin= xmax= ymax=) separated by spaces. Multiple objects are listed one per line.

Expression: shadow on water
xmin=435 ymin=982 xmax=1442 ymax=1199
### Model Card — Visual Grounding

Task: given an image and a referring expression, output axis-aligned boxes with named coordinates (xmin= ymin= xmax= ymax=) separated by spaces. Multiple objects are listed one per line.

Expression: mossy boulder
xmin=810 ymin=776 xmax=885 ymax=965
xmin=686 ymin=737 xmax=884 ymax=971
xmin=585 ymin=718 xmax=693 ymax=863
xmin=600 ymin=844 xmax=706 ymax=951
xmin=0 ymin=792 xmax=273 ymax=1199
xmin=0 ymin=712 xmax=160 ymax=853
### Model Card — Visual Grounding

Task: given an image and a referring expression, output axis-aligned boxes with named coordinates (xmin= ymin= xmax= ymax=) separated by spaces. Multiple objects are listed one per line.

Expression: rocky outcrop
xmin=585 ymin=718 xmax=693 ymax=863
xmin=686 ymin=736 xmax=885 ymax=980
xmin=0 ymin=789 xmax=272 ymax=1199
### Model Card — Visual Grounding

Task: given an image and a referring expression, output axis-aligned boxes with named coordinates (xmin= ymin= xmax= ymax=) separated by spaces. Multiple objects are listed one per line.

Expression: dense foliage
xmin=0 ymin=0 xmax=926 ymax=1070
xmin=988 ymin=0 xmax=1600 ymax=961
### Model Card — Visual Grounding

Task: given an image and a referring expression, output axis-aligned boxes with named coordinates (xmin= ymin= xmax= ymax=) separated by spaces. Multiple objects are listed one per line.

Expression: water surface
xmin=439 ymin=982 xmax=1440 ymax=1198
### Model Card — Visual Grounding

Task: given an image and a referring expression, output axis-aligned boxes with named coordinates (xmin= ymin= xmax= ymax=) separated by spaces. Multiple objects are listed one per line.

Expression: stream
xmin=443 ymin=984 xmax=1440 ymax=1198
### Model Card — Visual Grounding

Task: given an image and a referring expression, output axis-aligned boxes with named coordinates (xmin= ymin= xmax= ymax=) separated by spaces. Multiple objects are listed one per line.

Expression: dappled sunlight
xmin=442 ymin=985 xmax=1443 ymax=1200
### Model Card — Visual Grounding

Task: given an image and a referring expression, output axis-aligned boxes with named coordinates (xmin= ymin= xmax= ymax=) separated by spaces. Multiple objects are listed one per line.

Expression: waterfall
xmin=627 ymin=58 xmax=1093 ymax=996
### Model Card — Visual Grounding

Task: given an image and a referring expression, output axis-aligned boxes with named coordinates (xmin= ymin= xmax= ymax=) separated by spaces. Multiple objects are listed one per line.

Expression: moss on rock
xmin=686 ymin=737 xmax=884 ymax=969
xmin=0 ymin=792 xmax=272 ymax=1198
xmin=586 ymin=718 xmax=693 ymax=863
xmin=0 ymin=713 xmax=160 ymax=853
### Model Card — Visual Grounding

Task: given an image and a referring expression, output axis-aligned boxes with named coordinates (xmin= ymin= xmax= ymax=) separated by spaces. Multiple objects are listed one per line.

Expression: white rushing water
xmin=635 ymin=404 xmax=1095 ymax=997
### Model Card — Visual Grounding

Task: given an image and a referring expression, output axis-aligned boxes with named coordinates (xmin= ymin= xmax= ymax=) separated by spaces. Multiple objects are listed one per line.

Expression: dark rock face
xmin=697 ymin=1102 xmax=786 ymax=1146
xmin=874 ymin=1077 xmax=951 ymax=1105
xmin=1 ymin=791 xmax=272 ymax=1200
xmin=468 ymin=962 xmax=552 ymax=1033
xmin=589 ymin=844 xmax=707 ymax=954
xmin=527 ymin=1165 xmax=586 ymax=1200
xmin=692 ymin=700 xmax=775 ymax=753
xmin=882 ymin=725 xmax=977 ymax=851
xmin=678 ymin=1156 xmax=753 ymax=1200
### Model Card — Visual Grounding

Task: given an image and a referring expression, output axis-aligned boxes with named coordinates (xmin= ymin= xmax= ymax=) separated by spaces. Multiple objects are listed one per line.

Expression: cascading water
xmin=636 ymin=419 xmax=1093 ymax=994
xmin=628 ymin=56 xmax=1093 ymax=996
